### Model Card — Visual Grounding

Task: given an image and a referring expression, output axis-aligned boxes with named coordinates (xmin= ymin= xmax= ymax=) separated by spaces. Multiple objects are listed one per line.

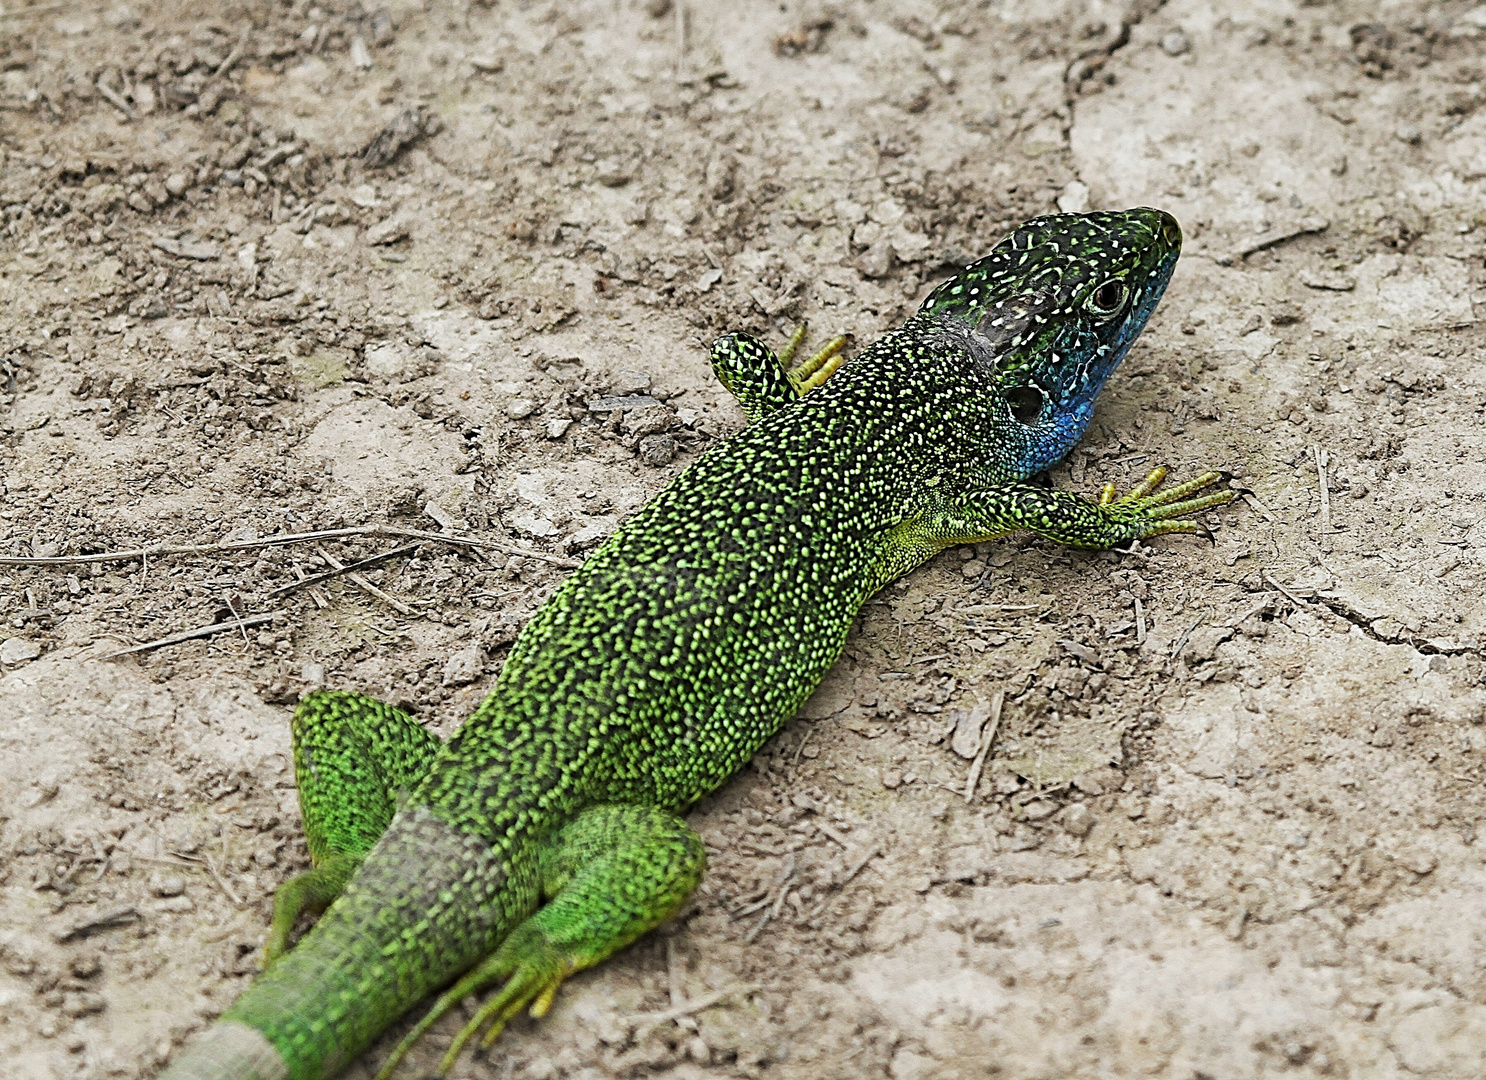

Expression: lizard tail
xmin=156 ymin=1023 xmax=288 ymax=1080
xmin=159 ymin=807 xmax=513 ymax=1080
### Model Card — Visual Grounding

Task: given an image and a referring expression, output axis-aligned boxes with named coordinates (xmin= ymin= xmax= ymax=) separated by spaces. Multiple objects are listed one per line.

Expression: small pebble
xmin=685 ymin=1037 xmax=710 ymax=1065
xmin=351 ymin=36 xmax=374 ymax=69
xmin=1160 ymin=30 xmax=1190 ymax=56
xmin=546 ymin=417 xmax=573 ymax=439
xmin=1395 ymin=124 xmax=1422 ymax=146
xmin=854 ymin=239 xmax=894 ymax=280
xmin=1021 ymin=800 xmax=1058 ymax=821
xmin=1061 ymin=803 xmax=1096 ymax=838
xmin=960 ymin=560 xmax=986 ymax=580
xmin=639 ymin=433 xmax=676 ymax=466
xmin=0 ymin=637 xmax=42 ymax=665
xmin=365 ymin=217 xmax=409 ymax=245
xmin=594 ymin=161 xmax=632 ymax=187
xmin=612 ymin=369 xmax=653 ymax=395
xmin=881 ymin=768 xmax=903 ymax=789
xmin=442 ymin=644 xmax=487 ymax=687
xmin=153 ymin=875 xmax=186 ymax=897
xmin=622 ymin=404 xmax=672 ymax=437
xmin=505 ymin=398 xmax=538 ymax=420
xmin=1401 ymin=851 xmax=1437 ymax=876
xmin=62 ymin=991 xmax=107 ymax=1017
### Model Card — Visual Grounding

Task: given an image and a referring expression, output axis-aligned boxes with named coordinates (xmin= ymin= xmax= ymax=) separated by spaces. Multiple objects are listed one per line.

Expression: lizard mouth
xmin=1159 ymin=212 xmax=1182 ymax=250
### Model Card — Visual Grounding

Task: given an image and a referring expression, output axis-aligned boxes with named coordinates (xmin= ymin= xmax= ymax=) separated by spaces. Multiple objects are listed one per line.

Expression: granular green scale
xmin=161 ymin=208 xmax=1232 ymax=1080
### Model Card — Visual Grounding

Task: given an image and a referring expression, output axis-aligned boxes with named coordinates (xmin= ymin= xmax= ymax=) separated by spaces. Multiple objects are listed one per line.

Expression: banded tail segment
xmin=161 ymin=808 xmax=512 ymax=1080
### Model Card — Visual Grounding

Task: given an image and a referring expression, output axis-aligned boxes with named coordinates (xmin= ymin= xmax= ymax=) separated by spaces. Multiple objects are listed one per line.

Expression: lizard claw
xmin=374 ymin=925 xmax=575 ymax=1080
xmin=1104 ymin=466 xmax=1236 ymax=541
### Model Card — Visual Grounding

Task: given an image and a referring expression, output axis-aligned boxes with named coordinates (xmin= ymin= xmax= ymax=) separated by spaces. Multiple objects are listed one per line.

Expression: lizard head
xmin=919 ymin=207 xmax=1182 ymax=478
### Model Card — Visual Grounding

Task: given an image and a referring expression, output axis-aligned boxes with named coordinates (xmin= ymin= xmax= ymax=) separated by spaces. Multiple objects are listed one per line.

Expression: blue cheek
xmin=1015 ymin=400 xmax=1096 ymax=476
xmin=1054 ymin=399 xmax=1096 ymax=458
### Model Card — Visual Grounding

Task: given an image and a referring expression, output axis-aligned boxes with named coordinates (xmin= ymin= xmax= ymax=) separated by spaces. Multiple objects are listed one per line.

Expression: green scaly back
xmin=160 ymin=207 xmax=1231 ymax=1080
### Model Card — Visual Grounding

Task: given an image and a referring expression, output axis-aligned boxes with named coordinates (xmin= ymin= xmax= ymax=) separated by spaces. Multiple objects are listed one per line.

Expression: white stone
xmin=0 ymin=638 xmax=42 ymax=666
xmin=1390 ymin=1004 xmax=1486 ymax=1075
xmin=441 ymin=644 xmax=487 ymax=687
xmin=1057 ymin=180 xmax=1090 ymax=214
xmin=511 ymin=513 xmax=557 ymax=537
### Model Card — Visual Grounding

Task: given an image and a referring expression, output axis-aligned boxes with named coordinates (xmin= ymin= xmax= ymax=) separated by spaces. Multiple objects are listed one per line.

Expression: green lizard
xmin=159 ymin=207 xmax=1232 ymax=1080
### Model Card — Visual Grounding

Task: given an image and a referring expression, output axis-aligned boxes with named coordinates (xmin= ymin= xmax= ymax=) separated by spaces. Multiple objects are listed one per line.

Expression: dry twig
xmin=316 ymin=546 xmax=414 ymax=616
xmin=1262 ymin=570 xmax=1313 ymax=609
xmin=268 ymin=544 xmax=421 ymax=598
xmin=0 ymin=523 xmax=580 ymax=568
xmin=206 ymin=838 xmax=243 ymax=907
xmin=0 ymin=2 xmax=74 ymax=17
xmin=803 ymin=844 xmax=882 ymax=920
xmin=214 ymin=25 xmax=251 ymax=77
xmin=96 ymin=611 xmax=282 ymax=660
xmin=1241 ymin=492 xmax=1276 ymax=522
xmin=628 ymin=982 xmax=761 ymax=1038
xmin=743 ymin=853 xmax=797 ymax=944
xmin=963 ymin=689 xmax=1004 ymax=803
xmin=52 ymin=905 xmax=139 ymax=943
xmin=94 ymin=78 xmax=136 ymax=120
xmin=1313 ymin=444 xmax=1333 ymax=547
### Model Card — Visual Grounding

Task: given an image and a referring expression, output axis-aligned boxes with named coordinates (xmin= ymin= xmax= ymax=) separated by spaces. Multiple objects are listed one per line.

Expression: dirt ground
xmin=4 ymin=0 xmax=1486 ymax=1077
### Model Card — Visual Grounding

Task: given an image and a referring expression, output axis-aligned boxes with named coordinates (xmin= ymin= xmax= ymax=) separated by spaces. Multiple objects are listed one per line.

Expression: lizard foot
xmin=376 ymin=803 xmax=704 ymax=1079
xmin=438 ymin=922 xmax=574 ymax=1074
xmin=781 ymin=323 xmax=851 ymax=394
xmin=1096 ymin=466 xmax=1235 ymax=541
xmin=374 ymin=924 xmax=573 ymax=1080
xmin=262 ymin=853 xmax=360 ymax=967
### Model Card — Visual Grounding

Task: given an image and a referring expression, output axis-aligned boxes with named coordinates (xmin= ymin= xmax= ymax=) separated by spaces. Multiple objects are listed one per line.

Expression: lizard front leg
xmin=375 ymin=803 xmax=706 ymax=1079
xmin=266 ymin=690 xmax=442 ymax=964
xmin=710 ymin=325 xmax=849 ymax=422
xmin=915 ymin=466 xmax=1235 ymax=550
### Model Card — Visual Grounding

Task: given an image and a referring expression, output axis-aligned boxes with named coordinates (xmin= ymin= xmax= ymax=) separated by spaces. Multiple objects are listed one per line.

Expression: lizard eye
xmin=1086 ymin=279 xmax=1129 ymax=318
xmin=1005 ymin=385 xmax=1044 ymax=425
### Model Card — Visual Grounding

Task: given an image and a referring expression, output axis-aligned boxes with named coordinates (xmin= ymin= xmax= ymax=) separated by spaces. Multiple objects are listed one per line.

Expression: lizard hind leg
xmin=375 ymin=804 xmax=706 ymax=1080
xmin=265 ymin=690 xmax=442 ymax=964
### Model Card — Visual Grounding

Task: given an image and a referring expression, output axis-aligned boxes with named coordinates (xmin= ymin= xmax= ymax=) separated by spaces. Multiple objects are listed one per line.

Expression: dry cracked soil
xmin=4 ymin=1 xmax=1486 ymax=1078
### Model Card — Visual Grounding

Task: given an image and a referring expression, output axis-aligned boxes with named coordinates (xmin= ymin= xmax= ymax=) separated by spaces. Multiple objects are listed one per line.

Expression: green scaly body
xmin=160 ymin=208 xmax=1232 ymax=1080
